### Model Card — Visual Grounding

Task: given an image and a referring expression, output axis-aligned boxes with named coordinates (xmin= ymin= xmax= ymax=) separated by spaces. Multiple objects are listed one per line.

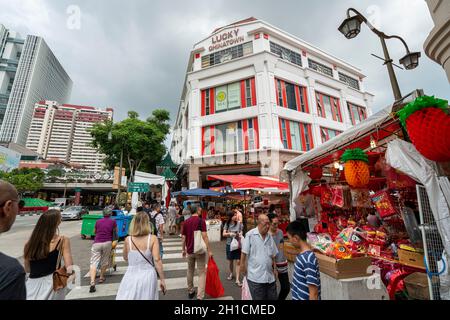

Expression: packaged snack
xmin=351 ymin=189 xmax=372 ymax=208
xmin=371 ymin=190 xmax=397 ymax=218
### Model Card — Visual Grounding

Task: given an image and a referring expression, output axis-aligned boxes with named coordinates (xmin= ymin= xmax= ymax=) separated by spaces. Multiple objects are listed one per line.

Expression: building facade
xmin=424 ymin=0 xmax=450 ymax=82
xmin=0 ymin=24 xmax=24 ymax=127
xmin=0 ymin=29 xmax=72 ymax=146
xmin=26 ymin=101 xmax=113 ymax=173
xmin=170 ymin=18 xmax=374 ymax=189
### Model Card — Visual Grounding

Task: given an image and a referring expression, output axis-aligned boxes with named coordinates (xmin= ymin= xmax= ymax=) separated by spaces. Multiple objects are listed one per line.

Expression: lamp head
xmin=399 ymin=51 xmax=421 ymax=70
xmin=338 ymin=16 xmax=363 ymax=39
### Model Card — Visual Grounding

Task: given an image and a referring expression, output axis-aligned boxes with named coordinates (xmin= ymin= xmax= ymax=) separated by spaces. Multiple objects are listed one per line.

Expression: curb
xmin=19 ymin=212 xmax=43 ymax=217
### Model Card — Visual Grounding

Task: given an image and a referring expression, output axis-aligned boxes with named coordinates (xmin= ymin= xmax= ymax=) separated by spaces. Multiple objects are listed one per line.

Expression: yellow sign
xmin=217 ymin=91 xmax=226 ymax=102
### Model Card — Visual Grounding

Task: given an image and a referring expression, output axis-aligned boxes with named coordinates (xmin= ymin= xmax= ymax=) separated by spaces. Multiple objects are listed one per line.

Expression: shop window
xmin=275 ymin=78 xmax=309 ymax=113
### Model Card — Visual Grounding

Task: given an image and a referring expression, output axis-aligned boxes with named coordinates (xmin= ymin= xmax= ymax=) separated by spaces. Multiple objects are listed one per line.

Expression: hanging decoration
xmin=341 ymin=148 xmax=370 ymax=188
xmin=309 ymin=167 xmax=323 ymax=180
xmin=397 ymin=95 xmax=450 ymax=162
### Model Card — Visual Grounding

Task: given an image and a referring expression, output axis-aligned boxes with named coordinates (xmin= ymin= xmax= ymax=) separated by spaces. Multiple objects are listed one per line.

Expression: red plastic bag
xmin=205 ymin=257 xmax=224 ymax=298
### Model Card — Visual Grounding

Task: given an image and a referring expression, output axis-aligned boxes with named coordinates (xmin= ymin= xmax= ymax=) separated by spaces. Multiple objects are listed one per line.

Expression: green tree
xmin=0 ymin=168 xmax=45 ymax=194
xmin=90 ymin=109 xmax=171 ymax=181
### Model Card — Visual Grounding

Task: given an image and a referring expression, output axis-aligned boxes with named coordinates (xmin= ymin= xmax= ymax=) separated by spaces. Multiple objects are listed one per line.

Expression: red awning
xmin=207 ymin=175 xmax=289 ymax=190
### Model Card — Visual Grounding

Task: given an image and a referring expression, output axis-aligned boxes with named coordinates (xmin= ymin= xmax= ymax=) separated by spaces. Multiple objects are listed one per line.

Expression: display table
xmin=206 ymin=220 xmax=222 ymax=243
xmin=320 ymin=272 xmax=388 ymax=300
xmin=287 ymin=262 xmax=388 ymax=300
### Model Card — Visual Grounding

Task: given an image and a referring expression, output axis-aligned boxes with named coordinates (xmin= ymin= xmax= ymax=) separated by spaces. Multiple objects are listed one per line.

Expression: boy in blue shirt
xmin=286 ymin=221 xmax=321 ymax=300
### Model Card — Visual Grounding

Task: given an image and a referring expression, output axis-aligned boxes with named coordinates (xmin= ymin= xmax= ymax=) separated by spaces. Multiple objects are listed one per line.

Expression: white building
xmin=26 ymin=101 xmax=114 ymax=173
xmin=0 ymin=26 xmax=72 ymax=146
xmin=170 ymin=17 xmax=374 ymax=188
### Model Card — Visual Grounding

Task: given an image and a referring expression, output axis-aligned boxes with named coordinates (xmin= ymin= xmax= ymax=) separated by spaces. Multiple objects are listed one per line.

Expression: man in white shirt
xmin=151 ymin=203 xmax=165 ymax=258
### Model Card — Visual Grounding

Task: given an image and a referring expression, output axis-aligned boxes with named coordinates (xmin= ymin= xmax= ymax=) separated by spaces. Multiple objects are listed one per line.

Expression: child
xmin=286 ymin=221 xmax=321 ymax=300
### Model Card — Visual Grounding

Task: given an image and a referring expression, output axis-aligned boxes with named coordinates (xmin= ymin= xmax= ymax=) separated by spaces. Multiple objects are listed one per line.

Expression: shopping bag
xmin=241 ymin=277 xmax=252 ymax=300
xmin=230 ymin=238 xmax=239 ymax=251
xmin=194 ymin=218 xmax=207 ymax=254
xmin=205 ymin=257 xmax=224 ymax=298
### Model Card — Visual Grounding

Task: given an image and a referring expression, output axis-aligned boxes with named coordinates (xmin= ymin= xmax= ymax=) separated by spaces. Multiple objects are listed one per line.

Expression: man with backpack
xmin=150 ymin=203 xmax=165 ymax=259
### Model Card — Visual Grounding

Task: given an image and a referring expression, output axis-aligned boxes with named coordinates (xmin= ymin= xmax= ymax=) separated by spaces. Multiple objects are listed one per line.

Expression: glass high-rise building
xmin=0 ymin=24 xmax=72 ymax=146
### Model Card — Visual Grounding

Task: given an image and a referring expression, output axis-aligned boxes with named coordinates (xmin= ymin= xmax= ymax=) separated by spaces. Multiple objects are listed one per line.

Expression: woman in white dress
xmin=24 ymin=209 xmax=74 ymax=300
xmin=116 ymin=212 xmax=166 ymax=300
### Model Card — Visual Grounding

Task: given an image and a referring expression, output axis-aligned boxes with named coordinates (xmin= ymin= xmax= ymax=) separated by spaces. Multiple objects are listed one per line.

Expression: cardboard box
xmin=398 ymin=249 xmax=425 ymax=269
xmin=404 ymin=272 xmax=430 ymax=300
xmin=315 ymin=253 xmax=373 ymax=279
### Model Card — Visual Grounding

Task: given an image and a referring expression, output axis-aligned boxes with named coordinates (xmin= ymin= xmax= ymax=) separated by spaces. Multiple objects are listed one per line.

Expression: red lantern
xmin=397 ymin=96 xmax=450 ymax=162
xmin=309 ymin=167 xmax=323 ymax=180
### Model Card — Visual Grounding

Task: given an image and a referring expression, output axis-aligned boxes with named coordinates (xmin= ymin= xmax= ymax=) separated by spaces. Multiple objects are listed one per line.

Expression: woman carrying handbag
xmin=24 ymin=210 xmax=74 ymax=300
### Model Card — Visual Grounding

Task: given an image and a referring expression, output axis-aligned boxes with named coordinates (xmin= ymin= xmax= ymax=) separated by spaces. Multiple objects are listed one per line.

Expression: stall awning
xmin=207 ymin=174 xmax=289 ymax=190
xmin=283 ymin=106 xmax=402 ymax=172
xmin=134 ymin=171 xmax=165 ymax=185
xmin=172 ymin=188 xmax=224 ymax=197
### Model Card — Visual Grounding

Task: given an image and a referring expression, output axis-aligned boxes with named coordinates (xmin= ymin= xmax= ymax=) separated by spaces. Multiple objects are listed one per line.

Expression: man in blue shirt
xmin=286 ymin=220 xmax=321 ymax=300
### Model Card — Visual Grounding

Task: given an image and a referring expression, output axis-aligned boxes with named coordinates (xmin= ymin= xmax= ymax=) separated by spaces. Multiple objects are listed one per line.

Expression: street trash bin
xmin=81 ymin=214 xmax=103 ymax=239
xmin=114 ymin=214 xmax=133 ymax=239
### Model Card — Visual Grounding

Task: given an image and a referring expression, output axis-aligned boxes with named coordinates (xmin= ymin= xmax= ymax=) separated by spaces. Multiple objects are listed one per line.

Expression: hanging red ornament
xmin=309 ymin=167 xmax=323 ymax=180
xmin=397 ymin=95 xmax=450 ymax=162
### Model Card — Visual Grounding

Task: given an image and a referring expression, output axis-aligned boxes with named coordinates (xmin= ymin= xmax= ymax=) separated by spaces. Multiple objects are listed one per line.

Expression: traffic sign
xmin=127 ymin=182 xmax=150 ymax=193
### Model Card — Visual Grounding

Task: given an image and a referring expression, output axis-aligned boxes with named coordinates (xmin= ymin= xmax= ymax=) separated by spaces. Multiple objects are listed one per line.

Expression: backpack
xmin=149 ymin=212 xmax=161 ymax=236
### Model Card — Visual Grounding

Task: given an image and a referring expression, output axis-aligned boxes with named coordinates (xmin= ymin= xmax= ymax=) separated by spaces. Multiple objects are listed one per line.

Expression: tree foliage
xmin=90 ymin=109 xmax=171 ymax=181
xmin=0 ymin=168 xmax=45 ymax=194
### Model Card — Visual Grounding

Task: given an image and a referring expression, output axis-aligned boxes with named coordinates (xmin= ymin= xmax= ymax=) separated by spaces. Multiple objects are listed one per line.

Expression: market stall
xmin=282 ymin=94 xmax=450 ymax=300
xmin=207 ymin=175 xmax=290 ymax=233
xmin=172 ymin=188 xmax=224 ymax=242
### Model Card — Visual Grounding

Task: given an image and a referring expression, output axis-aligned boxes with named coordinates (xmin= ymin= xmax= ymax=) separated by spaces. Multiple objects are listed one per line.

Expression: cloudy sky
xmin=1 ymin=0 xmax=448 ymax=126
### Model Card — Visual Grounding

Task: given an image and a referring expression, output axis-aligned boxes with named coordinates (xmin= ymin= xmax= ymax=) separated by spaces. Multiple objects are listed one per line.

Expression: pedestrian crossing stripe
xmin=84 ymin=262 xmax=189 ymax=277
xmin=66 ymin=276 xmax=199 ymax=300
xmin=115 ymin=247 xmax=180 ymax=255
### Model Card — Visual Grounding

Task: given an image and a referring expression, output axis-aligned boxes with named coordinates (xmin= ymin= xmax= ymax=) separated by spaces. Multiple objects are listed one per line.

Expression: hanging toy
xmin=397 ymin=95 xmax=450 ymax=162
xmin=341 ymin=148 xmax=370 ymax=188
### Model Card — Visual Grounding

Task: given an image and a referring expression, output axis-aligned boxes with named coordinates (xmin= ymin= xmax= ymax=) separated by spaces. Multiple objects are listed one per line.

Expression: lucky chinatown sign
xmin=209 ymin=29 xmax=245 ymax=52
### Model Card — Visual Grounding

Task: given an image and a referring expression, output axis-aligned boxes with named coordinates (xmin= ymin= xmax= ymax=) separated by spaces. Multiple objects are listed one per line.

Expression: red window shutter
xmin=300 ymin=123 xmax=307 ymax=152
xmin=303 ymin=87 xmax=309 ymax=113
xmin=281 ymin=81 xmax=288 ymax=108
xmin=317 ymin=93 xmax=325 ymax=118
xmin=336 ymin=98 xmax=342 ymax=122
xmin=201 ymin=127 xmax=206 ymax=155
xmin=243 ymin=119 xmax=249 ymax=151
xmin=285 ymin=119 xmax=292 ymax=149
xmin=211 ymin=125 xmax=215 ymax=155
xmin=251 ymin=78 xmax=257 ymax=106
xmin=308 ymin=124 xmax=314 ymax=149
xmin=240 ymin=80 xmax=246 ymax=108
xmin=294 ymin=85 xmax=301 ymax=112
xmin=330 ymin=97 xmax=337 ymax=121
xmin=210 ymin=88 xmax=215 ymax=114
xmin=254 ymin=117 xmax=259 ymax=149
xmin=201 ymin=90 xmax=206 ymax=116
xmin=349 ymin=103 xmax=356 ymax=125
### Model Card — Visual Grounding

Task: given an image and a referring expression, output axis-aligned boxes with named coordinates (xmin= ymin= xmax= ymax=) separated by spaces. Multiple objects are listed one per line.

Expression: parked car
xmin=61 ymin=206 xmax=89 ymax=220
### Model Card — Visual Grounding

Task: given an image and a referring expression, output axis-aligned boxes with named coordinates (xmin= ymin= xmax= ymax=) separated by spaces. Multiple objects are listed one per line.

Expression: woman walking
xmin=222 ymin=211 xmax=243 ymax=287
xmin=116 ymin=212 xmax=166 ymax=300
xmin=24 ymin=210 xmax=74 ymax=300
xmin=268 ymin=213 xmax=290 ymax=300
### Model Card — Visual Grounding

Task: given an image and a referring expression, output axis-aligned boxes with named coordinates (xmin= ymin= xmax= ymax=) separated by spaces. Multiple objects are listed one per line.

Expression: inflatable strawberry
xmin=341 ymin=148 xmax=370 ymax=188
xmin=397 ymin=95 xmax=450 ymax=162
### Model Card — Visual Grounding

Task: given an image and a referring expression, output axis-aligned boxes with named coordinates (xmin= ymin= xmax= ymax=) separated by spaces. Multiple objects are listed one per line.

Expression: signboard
xmin=189 ymin=181 xmax=198 ymax=189
xmin=209 ymin=29 xmax=245 ymax=52
xmin=0 ymin=146 xmax=21 ymax=173
xmin=128 ymin=182 xmax=150 ymax=193
xmin=215 ymin=85 xmax=228 ymax=112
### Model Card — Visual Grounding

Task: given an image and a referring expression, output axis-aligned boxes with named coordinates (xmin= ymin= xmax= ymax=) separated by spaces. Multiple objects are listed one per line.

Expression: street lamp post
xmin=338 ymin=8 xmax=421 ymax=102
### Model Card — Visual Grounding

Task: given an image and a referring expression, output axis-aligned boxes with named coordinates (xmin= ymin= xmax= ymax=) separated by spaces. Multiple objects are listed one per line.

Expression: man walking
xmin=150 ymin=203 xmax=165 ymax=259
xmin=241 ymin=214 xmax=278 ymax=300
xmin=0 ymin=181 xmax=26 ymax=300
xmin=182 ymin=205 xmax=212 ymax=300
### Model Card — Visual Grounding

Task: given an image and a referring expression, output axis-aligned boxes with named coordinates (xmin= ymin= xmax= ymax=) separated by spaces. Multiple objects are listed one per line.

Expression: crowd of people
xmin=0 ymin=179 xmax=321 ymax=301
